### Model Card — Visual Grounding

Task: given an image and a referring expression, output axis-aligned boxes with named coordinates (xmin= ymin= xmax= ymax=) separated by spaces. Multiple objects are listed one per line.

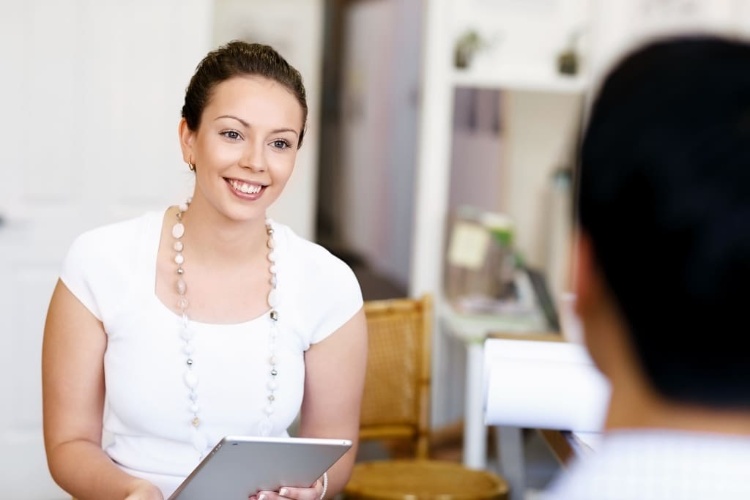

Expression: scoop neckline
xmin=148 ymin=207 xmax=277 ymax=327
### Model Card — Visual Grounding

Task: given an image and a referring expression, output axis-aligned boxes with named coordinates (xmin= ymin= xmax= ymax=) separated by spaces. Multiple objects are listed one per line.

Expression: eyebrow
xmin=215 ymin=114 xmax=299 ymax=136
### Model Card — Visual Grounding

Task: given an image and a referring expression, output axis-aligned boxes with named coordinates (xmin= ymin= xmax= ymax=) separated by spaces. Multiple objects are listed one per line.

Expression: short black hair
xmin=579 ymin=35 xmax=750 ymax=408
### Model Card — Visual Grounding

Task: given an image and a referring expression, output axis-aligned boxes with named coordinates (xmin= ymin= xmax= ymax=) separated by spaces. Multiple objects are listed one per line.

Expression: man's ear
xmin=178 ymin=118 xmax=195 ymax=164
xmin=573 ymin=229 xmax=602 ymax=318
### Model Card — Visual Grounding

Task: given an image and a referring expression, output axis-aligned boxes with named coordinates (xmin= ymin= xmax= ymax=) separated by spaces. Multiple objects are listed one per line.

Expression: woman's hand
xmin=251 ymin=477 xmax=324 ymax=500
xmin=124 ymin=479 xmax=164 ymax=500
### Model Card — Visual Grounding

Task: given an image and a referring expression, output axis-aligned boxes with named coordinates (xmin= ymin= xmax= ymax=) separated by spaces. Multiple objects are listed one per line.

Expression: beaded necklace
xmin=171 ymin=199 xmax=280 ymax=456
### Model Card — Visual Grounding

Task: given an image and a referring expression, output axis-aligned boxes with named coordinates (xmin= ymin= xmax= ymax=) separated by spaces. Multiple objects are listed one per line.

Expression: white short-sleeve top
xmin=59 ymin=209 xmax=363 ymax=496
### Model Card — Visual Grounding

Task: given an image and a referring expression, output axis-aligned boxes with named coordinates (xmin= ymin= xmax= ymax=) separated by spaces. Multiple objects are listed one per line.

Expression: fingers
xmin=251 ymin=479 xmax=322 ymax=500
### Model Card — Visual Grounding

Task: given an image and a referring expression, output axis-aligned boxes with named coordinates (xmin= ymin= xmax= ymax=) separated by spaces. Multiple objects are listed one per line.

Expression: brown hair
xmin=181 ymin=40 xmax=308 ymax=148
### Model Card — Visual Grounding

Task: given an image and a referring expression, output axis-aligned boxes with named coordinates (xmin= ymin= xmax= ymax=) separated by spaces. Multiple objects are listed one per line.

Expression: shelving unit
xmin=408 ymin=0 xmax=589 ymax=436
xmin=452 ymin=67 xmax=588 ymax=94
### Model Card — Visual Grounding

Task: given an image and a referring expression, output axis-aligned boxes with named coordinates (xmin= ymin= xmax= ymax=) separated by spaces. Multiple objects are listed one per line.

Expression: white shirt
xmin=542 ymin=429 xmax=750 ymax=499
xmin=60 ymin=209 xmax=363 ymax=496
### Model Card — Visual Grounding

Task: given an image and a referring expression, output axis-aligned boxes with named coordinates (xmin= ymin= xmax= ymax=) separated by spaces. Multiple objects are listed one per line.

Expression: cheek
xmin=270 ymin=154 xmax=297 ymax=178
xmin=196 ymin=137 xmax=241 ymax=164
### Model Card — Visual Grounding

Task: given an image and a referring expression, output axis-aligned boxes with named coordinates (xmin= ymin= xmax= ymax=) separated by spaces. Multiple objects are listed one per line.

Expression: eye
xmin=271 ymin=139 xmax=292 ymax=150
xmin=221 ymin=130 xmax=242 ymax=141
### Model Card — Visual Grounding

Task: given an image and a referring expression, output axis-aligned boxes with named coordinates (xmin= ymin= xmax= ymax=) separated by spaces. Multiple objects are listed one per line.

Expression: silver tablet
xmin=168 ymin=436 xmax=353 ymax=500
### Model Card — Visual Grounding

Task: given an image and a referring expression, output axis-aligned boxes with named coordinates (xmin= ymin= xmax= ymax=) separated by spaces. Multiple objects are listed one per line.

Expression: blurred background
xmin=2 ymin=0 xmax=750 ymax=497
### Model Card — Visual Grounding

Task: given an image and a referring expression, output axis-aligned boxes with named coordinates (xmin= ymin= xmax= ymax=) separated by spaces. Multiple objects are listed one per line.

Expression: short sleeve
xmin=59 ymin=230 xmax=103 ymax=321
xmin=308 ymin=256 xmax=364 ymax=344
xmin=274 ymin=221 xmax=365 ymax=348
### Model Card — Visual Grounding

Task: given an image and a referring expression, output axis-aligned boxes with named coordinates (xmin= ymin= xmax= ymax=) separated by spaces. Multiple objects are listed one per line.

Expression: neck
xmin=178 ymin=198 xmax=269 ymax=265
xmin=605 ymin=381 xmax=750 ymax=436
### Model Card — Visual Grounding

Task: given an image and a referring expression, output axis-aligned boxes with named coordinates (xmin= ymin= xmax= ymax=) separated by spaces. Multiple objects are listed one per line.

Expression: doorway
xmin=315 ymin=0 xmax=424 ymax=300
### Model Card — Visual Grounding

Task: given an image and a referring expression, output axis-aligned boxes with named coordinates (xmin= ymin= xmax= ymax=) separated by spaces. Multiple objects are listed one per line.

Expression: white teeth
xmin=230 ymin=179 xmax=262 ymax=194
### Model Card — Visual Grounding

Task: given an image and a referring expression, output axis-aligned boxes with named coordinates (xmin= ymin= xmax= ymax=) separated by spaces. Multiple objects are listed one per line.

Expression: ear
xmin=178 ymin=118 xmax=195 ymax=164
xmin=573 ymin=229 xmax=603 ymax=318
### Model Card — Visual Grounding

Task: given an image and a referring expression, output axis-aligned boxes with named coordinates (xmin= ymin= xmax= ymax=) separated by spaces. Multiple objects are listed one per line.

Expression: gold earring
xmin=188 ymin=162 xmax=196 ymax=172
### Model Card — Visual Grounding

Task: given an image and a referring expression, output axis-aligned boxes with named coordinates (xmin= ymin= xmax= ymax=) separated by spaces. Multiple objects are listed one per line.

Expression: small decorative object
xmin=454 ymin=29 xmax=487 ymax=69
xmin=557 ymin=31 xmax=581 ymax=76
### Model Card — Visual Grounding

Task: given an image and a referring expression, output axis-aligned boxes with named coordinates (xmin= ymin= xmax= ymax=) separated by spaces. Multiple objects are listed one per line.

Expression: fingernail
xmin=279 ymin=488 xmax=289 ymax=496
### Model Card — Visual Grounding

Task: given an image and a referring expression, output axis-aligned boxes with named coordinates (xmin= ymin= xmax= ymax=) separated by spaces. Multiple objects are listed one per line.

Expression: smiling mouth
xmin=227 ymin=178 xmax=265 ymax=194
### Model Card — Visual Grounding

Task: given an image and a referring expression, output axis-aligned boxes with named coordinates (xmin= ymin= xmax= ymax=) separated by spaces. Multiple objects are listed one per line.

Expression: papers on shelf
xmin=483 ymin=338 xmax=610 ymax=433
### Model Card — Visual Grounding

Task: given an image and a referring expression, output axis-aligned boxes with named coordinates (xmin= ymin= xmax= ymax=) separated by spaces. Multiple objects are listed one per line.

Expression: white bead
xmin=184 ymin=371 xmax=199 ymax=389
xmin=269 ymin=264 xmax=277 ymax=274
xmin=268 ymin=289 xmax=278 ymax=307
xmin=267 ymin=380 xmax=278 ymax=391
xmin=267 ymin=251 xmax=276 ymax=263
xmin=190 ymin=403 xmax=199 ymax=413
xmin=268 ymin=355 xmax=277 ymax=365
xmin=180 ymin=328 xmax=194 ymax=341
xmin=176 ymin=278 xmax=187 ymax=295
xmin=179 ymin=202 xmax=189 ymax=212
xmin=173 ymin=241 xmax=184 ymax=252
xmin=172 ymin=222 xmax=185 ymax=239
xmin=264 ymin=405 xmax=274 ymax=415
xmin=175 ymin=254 xmax=184 ymax=265
xmin=258 ymin=419 xmax=272 ymax=436
xmin=183 ymin=344 xmax=195 ymax=355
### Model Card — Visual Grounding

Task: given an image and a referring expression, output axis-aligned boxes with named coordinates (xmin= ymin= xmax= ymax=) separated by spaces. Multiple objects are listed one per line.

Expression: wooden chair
xmin=343 ymin=294 xmax=509 ymax=500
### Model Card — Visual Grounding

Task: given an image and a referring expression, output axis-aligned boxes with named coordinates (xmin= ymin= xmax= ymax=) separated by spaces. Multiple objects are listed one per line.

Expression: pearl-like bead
xmin=172 ymin=223 xmax=185 ymax=239
xmin=180 ymin=328 xmax=194 ymax=341
xmin=184 ymin=371 xmax=198 ymax=389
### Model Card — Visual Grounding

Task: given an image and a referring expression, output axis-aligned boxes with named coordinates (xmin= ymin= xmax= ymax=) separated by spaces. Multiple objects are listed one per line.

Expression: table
xmin=441 ymin=299 xmax=554 ymax=500
xmin=538 ymin=429 xmax=601 ymax=466
xmin=441 ymin=302 xmax=552 ymax=464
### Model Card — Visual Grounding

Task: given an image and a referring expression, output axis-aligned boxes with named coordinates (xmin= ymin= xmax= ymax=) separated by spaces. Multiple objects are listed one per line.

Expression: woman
xmin=42 ymin=41 xmax=367 ymax=500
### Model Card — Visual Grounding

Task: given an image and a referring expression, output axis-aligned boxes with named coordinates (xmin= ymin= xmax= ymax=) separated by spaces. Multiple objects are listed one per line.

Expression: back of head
xmin=579 ymin=35 xmax=750 ymax=408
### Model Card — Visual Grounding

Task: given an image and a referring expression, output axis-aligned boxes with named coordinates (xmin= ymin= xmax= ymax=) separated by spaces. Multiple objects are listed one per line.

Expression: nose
xmin=240 ymin=141 xmax=266 ymax=172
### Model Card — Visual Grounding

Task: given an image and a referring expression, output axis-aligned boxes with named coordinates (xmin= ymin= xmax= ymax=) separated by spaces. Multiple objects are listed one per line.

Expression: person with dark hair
xmin=42 ymin=40 xmax=367 ymax=500
xmin=542 ymin=34 xmax=750 ymax=499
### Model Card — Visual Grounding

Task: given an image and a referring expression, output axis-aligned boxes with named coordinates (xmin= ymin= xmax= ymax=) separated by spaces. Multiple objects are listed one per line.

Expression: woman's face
xmin=180 ymin=75 xmax=304 ymax=223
